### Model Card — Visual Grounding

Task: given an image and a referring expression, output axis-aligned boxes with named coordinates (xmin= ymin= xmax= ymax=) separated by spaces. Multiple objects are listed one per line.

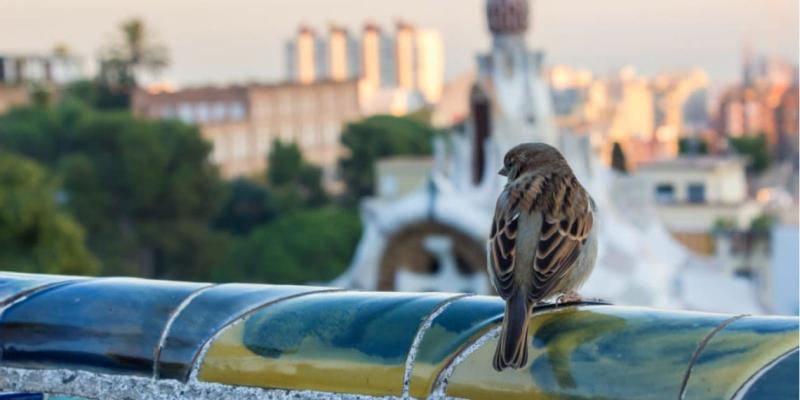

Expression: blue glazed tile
xmin=0 ymin=272 xmax=84 ymax=307
xmin=0 ymin=278 xmax=205 ymax=376
xmin=741 ymin=349 xmax=799 ymax=400
xmin=156 ymin=283 xmax=334 ymax=381
xmin=0 ymin=394 xmax=43 ymax=400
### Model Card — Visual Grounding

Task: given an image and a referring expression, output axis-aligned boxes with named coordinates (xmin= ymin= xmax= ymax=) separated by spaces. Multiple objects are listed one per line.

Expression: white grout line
xmin=187 ymin=288 xmax=344 ymax=383
xmin=429 ymin=325 xmax=502 ymax=399
xmin=152 ymin=283 xmax=217 ymax=379
xmin=401 ymin=294 xmax=471 ymax=399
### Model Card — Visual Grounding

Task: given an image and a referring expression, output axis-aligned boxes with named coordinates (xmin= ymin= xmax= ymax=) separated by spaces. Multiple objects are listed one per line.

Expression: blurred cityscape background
xmin=0 ymin=0 xmax=797 ymax=315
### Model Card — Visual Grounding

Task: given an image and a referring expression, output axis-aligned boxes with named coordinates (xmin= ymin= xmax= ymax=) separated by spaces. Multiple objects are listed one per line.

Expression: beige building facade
xmin=375 ymin=156 xmax=434 ymax=200
xmin=0 ymin=85 xmax=29 ymax=114
xmin=637 ymin=156 xmax=762 ymax=253
xmin=132 ymin=80 xmax=361 ymax=183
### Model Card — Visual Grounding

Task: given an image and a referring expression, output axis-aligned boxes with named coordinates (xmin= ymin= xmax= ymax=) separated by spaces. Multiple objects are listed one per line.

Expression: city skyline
xmin=1 ymin=0 xmax=797 ymax=87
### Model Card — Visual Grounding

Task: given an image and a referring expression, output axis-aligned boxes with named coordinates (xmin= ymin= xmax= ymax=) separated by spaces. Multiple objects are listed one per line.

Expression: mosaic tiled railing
xmin=0 ymin=272 xmax=797 ymax=399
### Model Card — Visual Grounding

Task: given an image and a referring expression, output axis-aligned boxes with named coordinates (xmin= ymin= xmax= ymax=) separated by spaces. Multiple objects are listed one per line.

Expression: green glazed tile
xmin=198 ymin=291 xmax=457 ymax=396
xmin=682 ymin=316 xmax=799 ymax=400
xmin=445 ymin=306 xmax=731 ymax=400
xmin=0 ymin=272 xmax=84 ymax=306
xmin=408 ymin=295 xmax=503 ymax=398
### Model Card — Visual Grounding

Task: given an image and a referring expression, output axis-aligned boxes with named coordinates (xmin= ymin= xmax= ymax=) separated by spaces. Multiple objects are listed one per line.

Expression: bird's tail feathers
xmin=493 ymin=289 xmax=530 ymax=371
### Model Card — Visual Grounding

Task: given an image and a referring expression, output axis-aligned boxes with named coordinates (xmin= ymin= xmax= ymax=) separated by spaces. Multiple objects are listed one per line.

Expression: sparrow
xmin=488 ymin=142 xmax=598 ymax=371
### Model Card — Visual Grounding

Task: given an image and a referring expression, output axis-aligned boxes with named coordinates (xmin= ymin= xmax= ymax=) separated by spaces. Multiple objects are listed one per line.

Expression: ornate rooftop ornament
xmin=486 ymin=0 xmax=529 ymax=35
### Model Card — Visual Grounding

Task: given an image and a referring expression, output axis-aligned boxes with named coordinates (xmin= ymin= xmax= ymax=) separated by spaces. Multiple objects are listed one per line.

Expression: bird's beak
xmin=498 ymin=166 xmax=509 ymax=176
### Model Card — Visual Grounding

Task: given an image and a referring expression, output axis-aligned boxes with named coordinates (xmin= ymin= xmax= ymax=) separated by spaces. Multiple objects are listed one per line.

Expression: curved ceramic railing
xmin=0 ymin=272 xmax=796 ymax=399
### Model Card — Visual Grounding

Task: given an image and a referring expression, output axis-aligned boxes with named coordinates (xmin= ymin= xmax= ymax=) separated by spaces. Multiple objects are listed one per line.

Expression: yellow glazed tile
xmin=198 ymin=291 xmax=456 ymax=396
xmin=200 ymin=322 xmax=407 ymax=395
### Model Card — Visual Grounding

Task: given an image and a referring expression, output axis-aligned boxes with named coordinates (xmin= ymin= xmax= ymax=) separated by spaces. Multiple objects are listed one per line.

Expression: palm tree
xmin=119 ymin=18 xmax=169 ymax=77
xmin=99 ymin=17 xmax=169 ymax=90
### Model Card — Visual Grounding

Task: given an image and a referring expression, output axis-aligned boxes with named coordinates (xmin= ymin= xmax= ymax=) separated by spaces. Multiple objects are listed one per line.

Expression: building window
xmin=211 ymin=135 xmax=226 ymax=163
xmin=687 ymin=183 xmax=706 ymax=203
xmin=195 ymin=102 xmax=210 ymax=123
xmin=232 ymin=131 xmax=248 ymax=159
xmin=280 ymin=92 xmax=293 ymax=115
xmin=298 ymin=124 xmax=314 ymax=147
xmin=211 ymin=102 xmax=226 ymax=121
xmin=324 ymin=90 xmax=336 ymax=112
xmin=326 ymin=122 xmax=341 ymax=144
xmin=256 ymin=130 xmax=271 ymax=156
xmin=178 ymin=103 xmax=194 ymax=123
xmin=229 ymin=102 xmax=246 ymax=121
xmin=655 ymin=184 xmax=675 ymax=204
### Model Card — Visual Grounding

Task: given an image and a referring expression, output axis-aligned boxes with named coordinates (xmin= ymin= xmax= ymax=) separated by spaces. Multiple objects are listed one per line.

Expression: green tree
xmin=678 ymin=137 xmax=708 ymax=155
xmin=218 ymin=207 xmax=361 ymax=284
xmin=339 ymin=115 xmax=435 ymax=201
xmin=749 ymin=214 xmax=776 ymax=232
xmin=729 ymin=134 xmax=771 ymax=174
xmin=213 ymin=179 xmax=278 ymax=236
xmin=268 ymin=140 xmax=303 ymax=186
xmin=0 ymin=102 xmax=226 ymax=280
xmin=0 ymin=152 xmax=98 ymax=275
xmin=712 ymin=217 xmax=737 ymax=233
xmin=610 ymin=141 xmax=627 ymax=173
xmin=267 ymin=140 xmax=327 ymax=208
xmin=61 ymin=79 xmax=104 ymax=109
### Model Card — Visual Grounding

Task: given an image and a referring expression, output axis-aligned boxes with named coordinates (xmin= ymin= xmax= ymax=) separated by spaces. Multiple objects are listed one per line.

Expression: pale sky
xmin=1 ymin=0 xmax=797 ymax=86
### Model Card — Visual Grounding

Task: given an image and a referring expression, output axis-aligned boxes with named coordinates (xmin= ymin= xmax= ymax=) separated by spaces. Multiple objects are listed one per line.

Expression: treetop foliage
xmin=0 ymin=101 xmax=225 ymax=279
xmin=339 ymin=115 xmax=437 ymax=201
xmin=0 ymin=151 xmax=99 ymax=275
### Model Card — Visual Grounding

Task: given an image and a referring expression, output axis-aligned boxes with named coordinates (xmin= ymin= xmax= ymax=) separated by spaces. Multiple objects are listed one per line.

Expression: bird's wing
xmin=488 ymin=174 xmax=547 ymax=299
xmin=528 ymin=175 xmax=594 ymax=303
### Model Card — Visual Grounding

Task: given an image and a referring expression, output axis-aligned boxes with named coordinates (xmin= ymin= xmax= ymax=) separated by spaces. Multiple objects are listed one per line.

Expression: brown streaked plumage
xmin=488 ymin=142 xmax=598 ymax=371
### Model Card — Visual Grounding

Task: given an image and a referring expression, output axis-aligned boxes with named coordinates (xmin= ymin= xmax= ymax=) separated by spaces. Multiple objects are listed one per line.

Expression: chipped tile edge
xmin=152 ymin=283 xmax=218 ymax=379
xmin=429 ymin=325 xmax=502 ymax=399
xmin=187 ymin=287 xmax=345 ymax=383
xmin=401 ymin=293 xmax=472 ymax=399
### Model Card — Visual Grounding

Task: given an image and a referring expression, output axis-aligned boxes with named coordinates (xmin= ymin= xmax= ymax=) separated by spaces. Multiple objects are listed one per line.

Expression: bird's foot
xmin=555 ymin=291 xmax=583 ymax=306
xmin=582 ymin=297 xmax=611 ymax=305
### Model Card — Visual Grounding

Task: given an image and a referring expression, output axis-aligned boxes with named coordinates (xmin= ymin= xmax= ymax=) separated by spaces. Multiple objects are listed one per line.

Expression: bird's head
xmin=499 ymin=142 xmax=567 ymax=179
